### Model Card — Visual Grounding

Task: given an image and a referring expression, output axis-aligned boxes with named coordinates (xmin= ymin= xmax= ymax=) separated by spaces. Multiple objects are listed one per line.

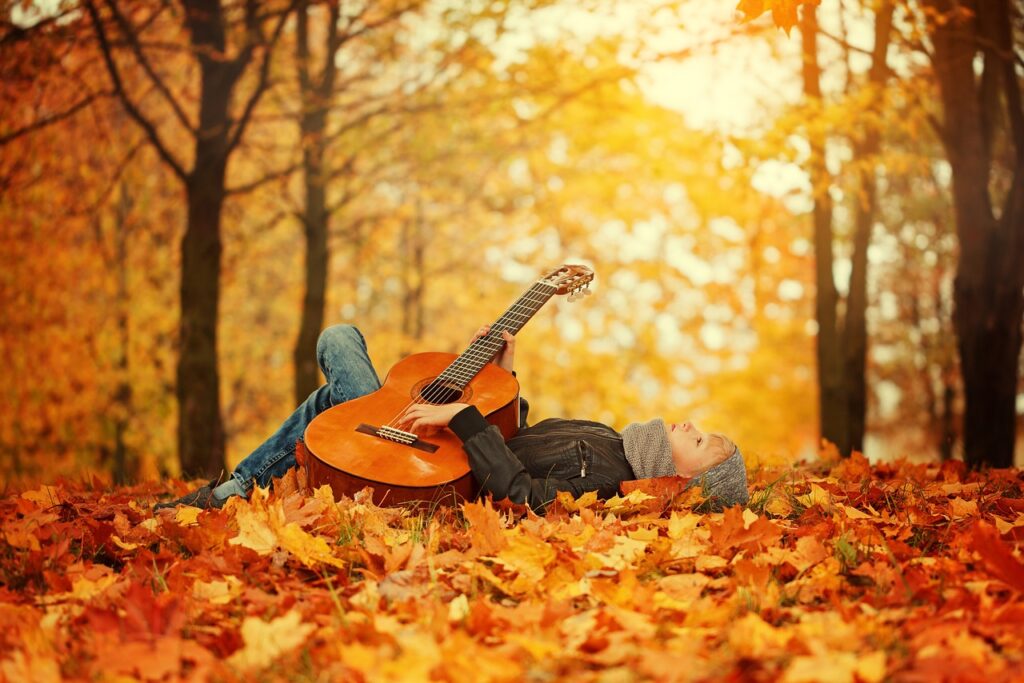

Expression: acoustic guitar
xmin=297 ymin=264 xmax=594 ymax=507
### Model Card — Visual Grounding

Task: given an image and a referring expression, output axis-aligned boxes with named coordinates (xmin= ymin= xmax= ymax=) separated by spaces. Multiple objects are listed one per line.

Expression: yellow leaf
xmin=227 ymin=610 xmax=316 ymax=672
xmin=20 ymin=486 xmax=62 ymax=506
xmin=174 ymin=507 xmax=201 ymax=527
xmin=192 ymin=577 xmax=243 ymax=606
xmin=667 ymin=511 xmax=701 ymax=540
xmin=496 ymin=531 xmax=557 ymax=591
xmin=603 ymin=489 xmax=655 ymax=512
xmin=796 ymin=483 xmax=831 ymax=510
xmin=658 ymin=572 xmax=710 ymax=602
xmin=696 ymin=555 xmax=728 ymax=572
xmin=783 ymin=652 xmax=861 ymax=683
xmin=447 ymin=594 xmax=469 ymax=621
xmin=994 ymin=513 xmax=1024 ymax=535
xmin=461 ymin=499 xmax=509 ymax=554
xmin=276 ymin=522 xmax=346 ymax=569
xmin=765 ymin=495 xmax=794 ymax=517
xmin=728 ymin=612 xmax=790 ymax=658
xmin=556 ymin=489 xmax=599 ymax=512
xmin=110 ymin=535 xmax=139 ymax=551
xmin=229 ymin=501 xmax=277 ymax=555
xmin=839 ymin=503 xmax=874 ymax=520
xmin=856 ymin=651 xmax=888 ymax=683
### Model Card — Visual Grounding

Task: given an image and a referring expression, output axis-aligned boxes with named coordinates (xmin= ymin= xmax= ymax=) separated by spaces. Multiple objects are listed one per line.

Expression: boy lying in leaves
xmin=155 ymin=325 xmax=749 ymax=513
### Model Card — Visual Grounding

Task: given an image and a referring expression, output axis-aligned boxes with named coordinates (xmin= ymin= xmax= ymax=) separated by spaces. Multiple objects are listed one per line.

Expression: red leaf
xmin=969 ymin=520 xmax=1024 ymax=593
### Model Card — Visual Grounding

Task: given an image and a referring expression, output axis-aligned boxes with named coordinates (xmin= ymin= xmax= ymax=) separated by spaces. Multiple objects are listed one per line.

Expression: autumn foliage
xmin=2 ymin=456 xmax=1022 ymax=681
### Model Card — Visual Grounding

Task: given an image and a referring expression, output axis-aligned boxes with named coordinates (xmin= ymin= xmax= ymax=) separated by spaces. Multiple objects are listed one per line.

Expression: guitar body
xmin=302 ymin=352 xmax=520 ymax=507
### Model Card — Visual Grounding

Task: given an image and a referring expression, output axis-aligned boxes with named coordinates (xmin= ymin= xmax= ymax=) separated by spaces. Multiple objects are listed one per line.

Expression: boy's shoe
xmin=153 ymin=479 xmax=227 ymax=512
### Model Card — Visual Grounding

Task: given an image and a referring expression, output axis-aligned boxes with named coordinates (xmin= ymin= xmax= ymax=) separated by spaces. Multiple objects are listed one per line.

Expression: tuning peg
xmin=582 ymin=287 xmax=592 ymax=296
xmin=567 ymin=292 xmax=578 ymax=302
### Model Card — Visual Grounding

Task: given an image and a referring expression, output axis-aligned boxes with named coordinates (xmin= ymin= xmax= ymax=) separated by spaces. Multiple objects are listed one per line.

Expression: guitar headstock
xmin=539 ymin=264 xmax=594 ymax=301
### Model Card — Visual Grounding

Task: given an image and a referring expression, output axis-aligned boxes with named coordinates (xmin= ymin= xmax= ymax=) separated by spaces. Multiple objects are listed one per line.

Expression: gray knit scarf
xmin=620 ymin=418 xmax=750 ymax=509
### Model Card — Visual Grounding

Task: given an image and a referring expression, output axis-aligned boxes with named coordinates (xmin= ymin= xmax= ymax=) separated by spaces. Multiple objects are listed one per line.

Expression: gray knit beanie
xmin=621 ymin=418 xmax=749 ymax=510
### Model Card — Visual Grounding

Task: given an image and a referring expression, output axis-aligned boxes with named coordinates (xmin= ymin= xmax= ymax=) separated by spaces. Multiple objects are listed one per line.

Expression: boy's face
xmin=667 ymin=421 xmax=726 ymax=478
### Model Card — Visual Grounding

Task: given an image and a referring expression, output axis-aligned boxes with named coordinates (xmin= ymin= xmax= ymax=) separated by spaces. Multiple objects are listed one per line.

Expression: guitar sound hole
xmin=419 ymin=380 xmax=464 ymax=405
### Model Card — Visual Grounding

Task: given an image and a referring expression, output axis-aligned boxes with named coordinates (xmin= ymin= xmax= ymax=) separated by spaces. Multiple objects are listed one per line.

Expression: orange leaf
xmin=969 ymin=520 xmax=1024 ymax=593
xmin=462 ymin=498 xmax=509 ymax=554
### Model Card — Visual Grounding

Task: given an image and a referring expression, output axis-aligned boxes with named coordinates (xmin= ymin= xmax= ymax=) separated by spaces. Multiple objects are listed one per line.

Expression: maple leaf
xmin=968 ymin=520 xmax=1024 ymax=593
xmin=771 ymin=0 xmax=803 ymax=35
xmin=735 ymin=0 xmax=765 ymax=23
xmin=462 ymin=498 xmax=509 ymax=554
xmin=709 ymin=507 xmax=783 ymax=555
xmin=227 ymin=486 xmax=345 ymax=568
xmin=229 ymin=497 xmax=278 ymax=555
xmin=227 ymin=610 xmax=317 ymax=672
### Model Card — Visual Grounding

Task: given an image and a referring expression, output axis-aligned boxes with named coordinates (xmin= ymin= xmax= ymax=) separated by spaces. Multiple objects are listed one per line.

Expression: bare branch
xmin=75 ymin=139 xmax=147 ymax=219
xmin=0 ymin=90 xmax=112 ymax=147
xmin=226 ymin=0 xmax=299 ymax=154
xmin=84 ymin=0 xmax=188 ymax=182
xmin=225 ymin=161 xmax=300 ymax=196
xmin=101 ymin=0 xmax=195 ymax=134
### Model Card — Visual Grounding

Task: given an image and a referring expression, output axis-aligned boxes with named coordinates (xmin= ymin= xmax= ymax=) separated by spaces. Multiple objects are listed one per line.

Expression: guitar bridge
xmin=355 ymin=423 xmax=440 ymax=453
xmin=377 ymin=426 xmax=417 ymax=444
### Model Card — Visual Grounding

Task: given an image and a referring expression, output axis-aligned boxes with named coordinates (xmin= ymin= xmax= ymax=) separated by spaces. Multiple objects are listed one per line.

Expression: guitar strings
xmin=382 ymin=285 xmax=555 ymax=432
xmin=383 ymin=286 xmax=551 ymax=429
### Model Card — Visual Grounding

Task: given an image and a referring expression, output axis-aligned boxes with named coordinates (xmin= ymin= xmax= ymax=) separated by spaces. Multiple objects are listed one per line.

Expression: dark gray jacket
xmin=449 ymin=402 xmax=635 ymax=512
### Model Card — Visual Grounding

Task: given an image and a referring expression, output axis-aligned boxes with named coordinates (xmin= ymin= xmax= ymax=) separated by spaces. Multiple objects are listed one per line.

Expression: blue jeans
xmin=229 ymin=324 xmax=381 ymax=493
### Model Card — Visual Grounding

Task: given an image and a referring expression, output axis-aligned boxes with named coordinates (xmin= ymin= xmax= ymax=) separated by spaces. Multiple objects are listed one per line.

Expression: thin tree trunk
xmin=801 ymin=4 xmax=847 ymax=454
xmin=401 ymin=199 xmax=426 ymax=354
xmin=843 ymin=0 xmax=893 ymax=454
xmin=293 ymin=122 xmax=329 ymax=403
xmin=113 ymin=181 xmax=133 ymax=484
xmin=293 ymin=0 xmax=340 ymax=404
xmin=927 ymin=0 xmax=1024 ymax=469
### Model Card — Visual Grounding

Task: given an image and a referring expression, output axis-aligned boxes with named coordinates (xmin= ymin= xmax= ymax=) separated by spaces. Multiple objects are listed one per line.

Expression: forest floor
xmin=1 ymin=453 xmax=1023 ymax=682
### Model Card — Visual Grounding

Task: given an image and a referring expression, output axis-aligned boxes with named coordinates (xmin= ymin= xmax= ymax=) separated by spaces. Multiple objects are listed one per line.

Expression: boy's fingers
xmin=470 ymin=325 xmax=490 ymax=344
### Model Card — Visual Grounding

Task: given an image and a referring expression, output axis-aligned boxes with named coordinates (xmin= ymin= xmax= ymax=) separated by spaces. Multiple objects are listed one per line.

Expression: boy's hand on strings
xmin=398 ymin=403 xmax=470 ymax=435
xmin=470 ymin=325 xmax=515 ymax=373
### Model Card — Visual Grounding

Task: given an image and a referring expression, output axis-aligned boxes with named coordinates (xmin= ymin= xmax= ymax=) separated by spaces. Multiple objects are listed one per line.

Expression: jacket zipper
xmin=578 ymin=442 xmax=588 ymax=478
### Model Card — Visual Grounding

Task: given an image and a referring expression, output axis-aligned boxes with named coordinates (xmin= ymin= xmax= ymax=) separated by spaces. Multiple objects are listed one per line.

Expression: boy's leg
xmin=156 ymin=325 xmax=380 ymax=509
xmin=227 ymin=324 xmax=381 ymax=493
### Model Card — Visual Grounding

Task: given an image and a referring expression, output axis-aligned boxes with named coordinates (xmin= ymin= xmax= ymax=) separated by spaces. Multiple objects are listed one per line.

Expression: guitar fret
xmin=435 ymin=281 xmax=557 ymax=388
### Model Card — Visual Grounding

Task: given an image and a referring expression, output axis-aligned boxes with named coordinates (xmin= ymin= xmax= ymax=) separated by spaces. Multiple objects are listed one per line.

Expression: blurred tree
xmin=922 ymin=0 xmax=1024 ymax=468
xmin=798 ymin=0 xmax=894 ymax=456
xmin=291 ymin=0 xmax=429 ymax=403
xmin=83 ymin=0 xmax=297 ymax=478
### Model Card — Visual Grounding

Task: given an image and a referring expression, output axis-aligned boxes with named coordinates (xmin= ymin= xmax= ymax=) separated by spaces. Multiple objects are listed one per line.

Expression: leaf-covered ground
xmin=2 ymin=454 xmax=1023 ymax=682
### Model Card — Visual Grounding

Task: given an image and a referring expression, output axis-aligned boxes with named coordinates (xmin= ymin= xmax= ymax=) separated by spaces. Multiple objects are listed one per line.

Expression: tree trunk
xmin=113 ymin=181 xmax=133 ymax=484
xmin=176 ymin=2 xmax=237 ymax=478
xmin=801 ymin=4 xmax=847 ymax=454
xmin=293 ymin=0 xmax=340 ymax=404
xmin=88 ymin=0 xmax=289 ymax=478
xmin=293 ymin=118 xmax=329 ymax=403
xmin=178 ymin=165 xmax=228 ymax=478
xmin=927 ymin=0 xmax=1024 ymax=469
xmin=843 ymin=0 xmax=893 ymax=454
xmin=401 ymin=201 xmax=426 ymax=355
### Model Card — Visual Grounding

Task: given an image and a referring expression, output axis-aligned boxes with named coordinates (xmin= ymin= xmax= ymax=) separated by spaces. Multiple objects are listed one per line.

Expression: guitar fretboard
xmin=437 ymin=281 xmax=557 ymax=388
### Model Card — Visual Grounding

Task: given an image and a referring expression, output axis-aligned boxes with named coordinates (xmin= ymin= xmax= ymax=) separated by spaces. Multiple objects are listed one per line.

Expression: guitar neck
xmin=438 ymin=281 xmax=557 ymax=388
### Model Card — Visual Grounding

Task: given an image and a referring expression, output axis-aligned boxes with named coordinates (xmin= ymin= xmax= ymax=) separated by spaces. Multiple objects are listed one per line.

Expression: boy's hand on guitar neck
xmin=472 ymin=325 xmax=515 ymax=373
xmin=398 ymin=327 xmax=513 ymax=436
xmin=398 ymin=402 xmax=470 ymax=435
